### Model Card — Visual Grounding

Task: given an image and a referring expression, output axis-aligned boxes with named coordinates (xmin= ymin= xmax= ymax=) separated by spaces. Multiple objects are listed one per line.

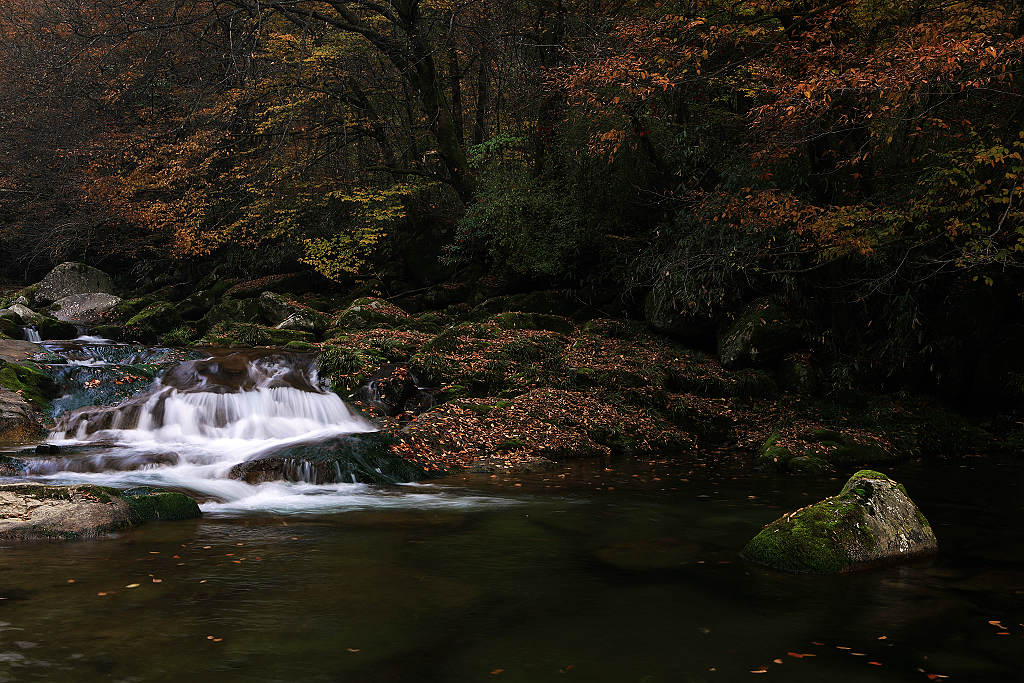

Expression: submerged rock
xmin=33 ymin=262 xmax=115 ymax=306
xmin=742 ymin=470 xmax=937 ymax=573
xmin=0 ymin=484 xmax=201 ymax=542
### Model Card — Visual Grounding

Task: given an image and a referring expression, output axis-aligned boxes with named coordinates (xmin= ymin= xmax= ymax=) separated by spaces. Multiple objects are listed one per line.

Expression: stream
xmin=0 ymin=340 xmax=1022 ymax=681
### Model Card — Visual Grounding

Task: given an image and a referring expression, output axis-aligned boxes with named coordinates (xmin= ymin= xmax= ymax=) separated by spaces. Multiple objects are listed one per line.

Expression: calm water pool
xmin=0 ymin=453 xmax=1021 ymax=682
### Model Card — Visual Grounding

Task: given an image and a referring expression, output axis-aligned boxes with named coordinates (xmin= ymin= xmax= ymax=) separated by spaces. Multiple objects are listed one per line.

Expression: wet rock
xmin=258 ymin=291 xmax=327 ymax=333
xmin=0 ymin=484 xmax=201 ymax=541
xmin=229 ymin=433 xmax=426 ymax=485
xmin=51 ymin=293 xmax=123 ymax=324
xmin=718 ymin=298 xmax=801 ymax=369
xmin=0 ymin=454 xmax=27 ymax=475
xmin=0 ymin=388 xmax=43 ymax=441
xmin=742 ymin=470 xmax=937 ymax=573
xmin=33 ymin=262 xmax=115 ymax=306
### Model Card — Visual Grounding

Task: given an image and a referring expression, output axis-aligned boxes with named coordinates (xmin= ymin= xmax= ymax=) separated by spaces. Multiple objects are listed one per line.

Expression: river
xmin=0 ymin=340 xmax=1021 ymax=681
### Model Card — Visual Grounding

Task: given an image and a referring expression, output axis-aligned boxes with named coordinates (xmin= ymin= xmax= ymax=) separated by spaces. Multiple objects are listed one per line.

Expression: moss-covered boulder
xmin=332 ymin=297 xmax=411 ymax=332
xmin=718 ymin=298 xmax=802 ymax=369
xmin=200 ymin=322 xmax=313 ymax=348
xmin=0 ymin=359 xmax=56 ymax=410
xmin=0 ymin=484 xmax=201 ymax=542
xmin=32 ymin=262 xmax=115 ymax=306
xmin=125 ymin=301 xmax=181 ymax=343
xmin=34 ymin=316 xmax=78 ymax=340
xmin=742 ymin=470 xmax=937 ymax=573
xmin=258 ymin=291 xmax=328 ymax=333
xmin=203 ymin=297 xmax=260 ymax=327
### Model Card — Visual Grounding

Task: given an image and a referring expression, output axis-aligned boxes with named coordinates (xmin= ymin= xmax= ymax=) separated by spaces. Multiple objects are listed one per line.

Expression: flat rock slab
xmin=0 ymin=340 xmax=45 ymax=363
xmin=0 ymin=484 xmax=201 ymax=542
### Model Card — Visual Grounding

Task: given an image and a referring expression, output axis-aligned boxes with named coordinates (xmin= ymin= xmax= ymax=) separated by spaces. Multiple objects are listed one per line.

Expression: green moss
xmin=201 ymin=322 xmax=313 ymax=348
xmin=742 ymin=494 xmax=872 ymax=573
xmin=126 ymin=301 xmax=181 ymax=342
xmin=121 ymin=487 xmax=202 ymax=522
xmin=0 ymin=360 xmax=55 ymax=410
xmin=35 ymin=316 xmax=77 ymax=340
xmin=162 ymin=325 xmax=198 ymax=347
xmin=285 ymin=340 xmax=314 ymax=351
xmin=757 ymin=432 xmax=793 ymax=470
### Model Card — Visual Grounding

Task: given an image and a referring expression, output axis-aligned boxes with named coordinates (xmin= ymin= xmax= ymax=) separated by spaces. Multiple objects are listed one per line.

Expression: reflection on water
xmin=0 ymin=455 xmax=1021 ymax=682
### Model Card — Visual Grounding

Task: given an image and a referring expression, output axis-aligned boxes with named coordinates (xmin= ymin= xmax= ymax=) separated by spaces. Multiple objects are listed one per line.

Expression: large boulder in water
xmin=33 ymin=262 xmax=115 ymax=306
xmin=228 ymin=433 xmax=427 ymax=485
xmin=51 ymin=292 xmax=123 ymax=324
xmin=742 ymin=470 xmax=937 ymax=573
xmin=0 ymin=484 xmax=201 ymax=542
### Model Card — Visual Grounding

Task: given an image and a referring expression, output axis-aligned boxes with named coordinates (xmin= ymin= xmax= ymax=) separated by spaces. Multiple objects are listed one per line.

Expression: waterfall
xmin=23 ymin=326 xmax=41 ymax=342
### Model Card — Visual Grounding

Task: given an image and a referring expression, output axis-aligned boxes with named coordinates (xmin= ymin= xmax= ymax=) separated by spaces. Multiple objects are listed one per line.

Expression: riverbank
xmin=0 ymin=265 xmax=1015 ymax=480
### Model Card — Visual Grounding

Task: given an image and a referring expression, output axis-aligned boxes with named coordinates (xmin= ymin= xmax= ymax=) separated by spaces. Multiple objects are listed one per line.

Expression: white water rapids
xmin=16 ymin=343 xmax=506 ymax=515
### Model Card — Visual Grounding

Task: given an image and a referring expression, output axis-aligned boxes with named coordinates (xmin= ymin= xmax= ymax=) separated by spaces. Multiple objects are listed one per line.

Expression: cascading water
xmin=11 ymin=343 xmax=498 ymax=515
xmin=22 ymin=326 xmax=41 ymax=342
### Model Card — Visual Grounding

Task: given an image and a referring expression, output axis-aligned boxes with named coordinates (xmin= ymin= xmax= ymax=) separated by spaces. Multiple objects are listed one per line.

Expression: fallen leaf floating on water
xmin=490 ymin=669 xmax=504 ymax=676
xmin=125 ymin=583 xmax=140 ymax=589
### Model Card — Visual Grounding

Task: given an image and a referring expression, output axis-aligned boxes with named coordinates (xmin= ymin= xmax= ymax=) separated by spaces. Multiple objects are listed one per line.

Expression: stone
xmin=718 ymin=297 xmax=801 ymax=368
xmin=33 ymin=262 xmax=115 ymax=306
xmin=0 ymin=388 xmax=43 ymax=441
xmin=0 ymin=484 xmax=201 ymax=542
xmin=51 ymin=292 xmax=123 ymax=324
xmin=742 ymin=470 xmax=937 ymax=573
xmin=258 ymin=291 xmax=328 ymax=332
xmin=228 ymin=433 xmax=425 ymax=485
xmin=5 ymin=303 xmax=39 ymax=325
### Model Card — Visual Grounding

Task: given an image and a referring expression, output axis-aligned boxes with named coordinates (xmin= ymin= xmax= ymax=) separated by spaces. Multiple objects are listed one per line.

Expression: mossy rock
xmin=162 ymin=325 xmax=199 ymax=347
xmin=125 ymin=301 xmax=181 ymax=343
xmin=203 ymin=297 xmax=260 ymax=327
xmin=121 ymin=487 xmax=203 ymax=522
xmin=333 ymin=297 xmax=410 ymax=331
xmin=668 ymin=364 xmax=777 ymax=399
xmin=470 ymin=291 xmax=583 ymax=319
xmin=718 ymin=297 xmax=801 ymax=369
xmin=110 ymin=296 xmax=159 ymax=322
xmin=0 ymin=315 xmax=20 ymax=339
xmin=34 ymin=316 xmax=78 ymax=340
xmin=285 ymin=340 xmax=314 ymax=351
xmin=0 ymin=484 xmax=201 ymax=542
xmin=200 ymin=322 xmax=313 ymax=348
xmin=742 ymin=470 xmax=937 ymax=573
xmin=0 ymin=360 xmax=56 ymax=410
